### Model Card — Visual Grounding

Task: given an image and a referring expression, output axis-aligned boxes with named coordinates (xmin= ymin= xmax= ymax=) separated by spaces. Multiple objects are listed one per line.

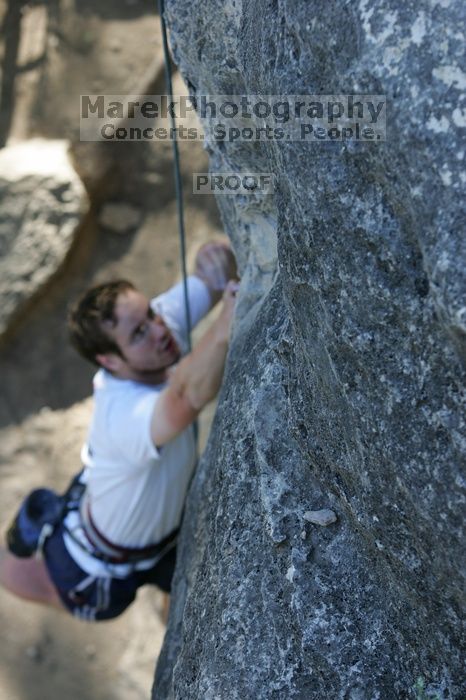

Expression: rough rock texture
xmin=154 ymin=1 xmax=465 ymax=698
xmin=0 ymin=139 xmax=88 ymax=336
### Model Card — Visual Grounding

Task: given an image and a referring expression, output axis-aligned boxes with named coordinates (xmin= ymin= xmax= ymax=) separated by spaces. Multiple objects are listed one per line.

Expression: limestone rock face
xmin=154 ymin=1 xmax=465 ymax=698
xmin=0 ymin=139 xmax=88 ymax=337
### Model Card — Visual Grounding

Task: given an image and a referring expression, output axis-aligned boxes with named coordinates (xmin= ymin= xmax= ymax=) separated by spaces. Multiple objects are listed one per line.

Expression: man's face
xmin=98 ymin=289 xmax=181 ymax=383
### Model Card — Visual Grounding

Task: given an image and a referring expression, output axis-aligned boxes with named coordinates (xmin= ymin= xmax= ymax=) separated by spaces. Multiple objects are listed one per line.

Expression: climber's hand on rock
xmin=194 ymin=240 xmax=238 ymax=304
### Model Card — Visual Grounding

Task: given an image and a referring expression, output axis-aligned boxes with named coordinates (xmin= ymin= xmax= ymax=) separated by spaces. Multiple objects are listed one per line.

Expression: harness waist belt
xmin=79 ymin=495 xmax=178 ymax=564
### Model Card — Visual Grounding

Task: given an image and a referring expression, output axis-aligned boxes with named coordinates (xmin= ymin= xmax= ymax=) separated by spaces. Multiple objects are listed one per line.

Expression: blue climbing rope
xmin=158 ymin=0 xmax=192 ymax=354
xmin=158 ymin=0 xmax=199 ymax=452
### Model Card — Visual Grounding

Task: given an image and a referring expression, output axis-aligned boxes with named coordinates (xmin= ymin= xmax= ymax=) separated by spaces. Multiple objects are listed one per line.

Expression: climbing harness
xmin=75 ymin=492 xmax=178 ymax=565
xmin=6 ymin=467 xmax=177 ymax=568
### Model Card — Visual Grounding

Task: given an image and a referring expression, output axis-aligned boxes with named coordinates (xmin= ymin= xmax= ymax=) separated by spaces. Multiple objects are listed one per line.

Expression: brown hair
xmin=68 ymin=280 xmax=135 ymax=365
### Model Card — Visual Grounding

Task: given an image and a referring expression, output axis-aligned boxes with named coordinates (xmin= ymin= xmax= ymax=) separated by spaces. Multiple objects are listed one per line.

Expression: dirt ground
xmin=0 ymin=2 xmax=223 ymax=698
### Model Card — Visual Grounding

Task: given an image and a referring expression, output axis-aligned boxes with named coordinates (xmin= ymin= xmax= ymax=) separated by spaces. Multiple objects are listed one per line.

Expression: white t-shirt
xmin=63 ymin=276 xmax=211 ymax=576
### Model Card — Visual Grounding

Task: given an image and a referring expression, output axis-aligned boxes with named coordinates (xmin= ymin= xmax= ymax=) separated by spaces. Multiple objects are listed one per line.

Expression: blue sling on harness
xmin=6 ymin=474 xmax=85 ymax=558
xmin=6 ymin=488 xmax=66 ymax=558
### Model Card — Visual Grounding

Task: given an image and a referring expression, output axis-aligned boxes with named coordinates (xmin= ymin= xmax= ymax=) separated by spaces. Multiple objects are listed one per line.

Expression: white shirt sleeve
xmin=151 ymin=275 xmax=212 ymax=340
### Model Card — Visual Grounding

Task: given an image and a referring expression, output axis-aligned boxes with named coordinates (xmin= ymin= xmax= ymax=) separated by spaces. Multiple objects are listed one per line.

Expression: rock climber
xmin=0 ymin=240 xmax=238 ymax=621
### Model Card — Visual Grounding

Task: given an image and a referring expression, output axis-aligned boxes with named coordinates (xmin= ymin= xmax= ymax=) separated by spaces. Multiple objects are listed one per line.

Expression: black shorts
xmin=43 ymin=521 xmax=176 ymax=621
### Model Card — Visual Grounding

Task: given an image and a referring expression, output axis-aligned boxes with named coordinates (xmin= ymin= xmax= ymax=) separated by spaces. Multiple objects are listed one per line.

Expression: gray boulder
xmin=0 ymin=139 xmax=88 ymax=337
xmin=154 ymin=1 xmax=465 ymax=698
